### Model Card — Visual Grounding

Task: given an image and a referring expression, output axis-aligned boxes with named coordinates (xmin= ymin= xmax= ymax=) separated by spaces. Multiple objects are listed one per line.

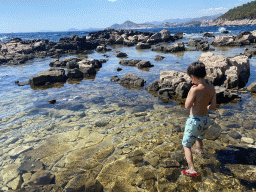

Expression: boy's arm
xmin=207 ymin=89 xmax=216 ymax=110
xmin=185 ymin=86 xmax=196 ymax=109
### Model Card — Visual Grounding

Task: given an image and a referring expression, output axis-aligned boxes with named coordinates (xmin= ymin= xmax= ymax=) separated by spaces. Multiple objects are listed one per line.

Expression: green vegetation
xmin=218 ymin=0 xmax=256 ymax=20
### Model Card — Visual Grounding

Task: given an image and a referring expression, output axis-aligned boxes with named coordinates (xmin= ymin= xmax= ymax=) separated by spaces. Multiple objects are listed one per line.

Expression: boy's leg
xmin=196 ymin=138 xmax=203 ymax=151
xmin=193 ymin=138 xmax=204 ymax=157
xmin=183 ymin=145 xmax=196 ymax=172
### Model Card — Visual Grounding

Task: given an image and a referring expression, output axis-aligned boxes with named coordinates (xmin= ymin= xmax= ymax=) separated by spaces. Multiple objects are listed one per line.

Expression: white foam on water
xmin=218 ymin=27 xmax=227 ymax=33
xmin=0 ymin=36 xmax=8 ymax=42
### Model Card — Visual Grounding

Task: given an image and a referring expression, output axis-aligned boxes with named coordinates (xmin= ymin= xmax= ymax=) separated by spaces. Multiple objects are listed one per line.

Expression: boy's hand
xmin=192 ymin=85 xmax=197 ymax=88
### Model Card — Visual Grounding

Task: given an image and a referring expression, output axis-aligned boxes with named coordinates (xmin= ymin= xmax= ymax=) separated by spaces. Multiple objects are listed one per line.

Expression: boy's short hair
xmin=187 ymin=61 xmax=206 ymax=78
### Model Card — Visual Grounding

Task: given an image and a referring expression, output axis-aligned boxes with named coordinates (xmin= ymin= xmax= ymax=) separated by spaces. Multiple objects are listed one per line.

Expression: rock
xmin=48 ymin=99 xmax=56 ymax=104
xmin=247 ymin=82 xmax=256 ymax=92
xmin=145 ymin=80 xmax=160 ymax=92
xmin=79 ymin=66 xmax=97 ymax=76
xmin=7 ymin=175 xmax=22 ymax=190
xmin=67 ymin=68 xmax=84 ymax=79
xmin=64 ymin=173 xmax=90 ymax=192
xmin=29 ymin=68 xmax=67 ymax=86
xmin=158 ymin=70 xmax=192 ymax=99
xmin=155 ymin=55 xmax=165 ymax=61
xmin=160 ymin=159 xmax=180 ymax=168
xmin=244 ymin=48 xmax=256 ymax=58
xmin=214 ymin=86 xmax=240 ymax=104
xmin=8 ymin=145 xmax=33 ymax=158
xmin=159 ymin=29 xmax=173 ymax=41
xmin=27 ymin=170 xmax=54 ymax=186
xmin=95 ymin=120 xmax=109 ymax=127
xmin=17 ymin=81 xmax=29 ymax=86
xmin=118 ymin=73 xmax=145 ymax=88
xmin=136 ymin=61 xmax=154 ymax=69
xmin=135 ymin=42 xmax=151 ymax=49
xmin=15 ymin=184 xmax=64 ymax=192
xmin=84 ymin=178 xmax=103 ymax=192
xmin=19 ymin=160 xmax=44 ymax=172
xmin=203 ymin=33 xmax=215 ymax=38
xmin=173 ymin=32 xmax=183 ymax=40
xmin=96 ymin=45 xmax=108 ymax=52
xmin=198 ymin=52 xmax=250 ymax=88
xmin=210 ymin=35 xmax=235 ymax=46
xmin=204 ymin=123 xmax=222 ymax=140
xmin=116 ymin=67 xmax=122 ymax=72
xmin=116 ymin=52 xmax=128 ymax=58
xmin=119 ymin=59 xmax=141 ymax=67
xmin=241 ymin=137 xmax=254 ymax=144
xmin=78 ymin=59 xmax=102 ymax=68
xmin=152 ymin=42 xmax=185 ymax=53
xmin=1 ymin=164 xmax=21 ymax=184
xmin=147 ymin=32 xmax=162 ymax=44
xmin=110 ymin=76 xmax=120 ymax=82
xmin=228 ymin=131 xmax=242 ymax=139
xmin=66 ymin=60 xmax=79 ymax=69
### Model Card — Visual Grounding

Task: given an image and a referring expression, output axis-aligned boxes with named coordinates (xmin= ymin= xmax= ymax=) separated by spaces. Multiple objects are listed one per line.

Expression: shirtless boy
xmin=182 ymin=61 xmax=216 ymax=177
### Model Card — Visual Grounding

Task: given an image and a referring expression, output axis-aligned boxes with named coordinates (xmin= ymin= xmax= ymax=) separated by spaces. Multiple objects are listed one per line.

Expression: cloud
xmin=198 ymin=7 xmax=228 ymax=15
xmin=108 ymin=0 xmax=117 ymax=2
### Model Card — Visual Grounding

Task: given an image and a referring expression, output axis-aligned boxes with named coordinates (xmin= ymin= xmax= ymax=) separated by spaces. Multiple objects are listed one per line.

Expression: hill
xmin=218 ymin=1 xmax=256 ymax=20
xmin=108 ymin=14 xmax=222 ymax=29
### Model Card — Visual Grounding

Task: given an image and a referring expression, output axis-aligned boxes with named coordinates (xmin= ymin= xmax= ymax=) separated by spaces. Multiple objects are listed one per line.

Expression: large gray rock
xmin=78 ymin=59 xmax=102 ymax=68
xmin=188 ymin=39 xmax=209 ymax=51
xmin=198 ymin=52 xmax=250 ymax=88
xmin=67 ymin=68 xmax=84 ymax=79
xmin=159 ymin=29 xmax=172 ymax=41
xmin=119 ymin=59 xmax=141 ymax=67
xmin=210 ymin=35 xmax=235 ymax=46
xmin=152 ymin=42 xmax=185 ymax=53
xmin=27 ymin=170 xmax=54 ymax=186
xmin=29 ymin=68 xmax=67 ymax=86
xmin=119 ymin=59 xmax=153 ymax=69
xmin=135 ymin=42 xmax=151 ymax=49
xmin=147 ymin=71 xmax=192 ymax=102
xmin=136 ymin=61 xmax=154 ymax=69
xmin=118 ymin=73 xmax=145 ymax=87
xmin=147 ymin=32 xmax=162 ymax=44
xmin=173 ymin=32 xmax=183 ymax=40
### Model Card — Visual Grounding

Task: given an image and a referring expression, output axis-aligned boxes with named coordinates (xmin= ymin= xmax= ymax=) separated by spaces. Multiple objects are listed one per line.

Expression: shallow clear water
xmin=0 ymin=26 xmax=256 ymax=142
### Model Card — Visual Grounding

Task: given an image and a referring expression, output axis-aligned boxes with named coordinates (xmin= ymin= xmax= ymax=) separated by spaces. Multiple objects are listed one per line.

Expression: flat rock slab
xmin=19 ymin=160 xmax=44 ymax=172
xmin=2 ymin=164 xmax=21 ymax=184
xmin=8 ymin=146 xmax=33 ymax=158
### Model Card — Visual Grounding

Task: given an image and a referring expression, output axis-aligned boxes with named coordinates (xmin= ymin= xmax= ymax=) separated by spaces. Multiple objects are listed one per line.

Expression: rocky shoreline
xmin=1 ymin=28 xmax=256 ymax=191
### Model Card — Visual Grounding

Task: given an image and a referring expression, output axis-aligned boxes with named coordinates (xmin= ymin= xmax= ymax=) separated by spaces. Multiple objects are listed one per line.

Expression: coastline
xmin=0 ymin=27 xmax=256 ymax=191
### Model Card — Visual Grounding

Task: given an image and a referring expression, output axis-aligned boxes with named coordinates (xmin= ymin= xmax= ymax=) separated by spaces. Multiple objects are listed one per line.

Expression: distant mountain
xmin=189 ymin=14 xmax=222 ymax=22
xmin=67 ymin=28 xmax=104 ymax=32
xmin=109 ymin=20 xmax=155 ymax=30
xmin=108 ymin=14 xmax=223 ymax=29
xmin=218 ymin=1 xmax=256 ymax=20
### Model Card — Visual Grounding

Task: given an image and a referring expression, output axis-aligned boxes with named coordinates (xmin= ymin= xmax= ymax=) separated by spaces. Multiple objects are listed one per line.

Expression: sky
xmin=0 ymin=0 xmax=253 ymax=33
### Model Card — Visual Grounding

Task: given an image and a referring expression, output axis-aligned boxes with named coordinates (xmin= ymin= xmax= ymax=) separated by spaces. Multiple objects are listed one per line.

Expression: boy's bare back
xmin=185 ymin=82 xmax=216 ymax=116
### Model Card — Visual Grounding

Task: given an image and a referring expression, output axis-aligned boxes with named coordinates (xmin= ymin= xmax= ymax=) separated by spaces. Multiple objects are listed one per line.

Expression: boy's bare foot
xmin=192 ymin=147 xmax=205 ymax=158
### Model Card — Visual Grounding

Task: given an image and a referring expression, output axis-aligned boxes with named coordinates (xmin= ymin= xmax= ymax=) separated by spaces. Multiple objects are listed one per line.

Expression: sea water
xmin=0 ymin=25 xmax=256 ymax=151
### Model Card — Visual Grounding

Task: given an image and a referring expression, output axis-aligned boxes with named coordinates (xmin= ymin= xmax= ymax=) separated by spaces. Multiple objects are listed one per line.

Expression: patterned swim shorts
xmin=182 ymin=115 xmax=212 ymax=148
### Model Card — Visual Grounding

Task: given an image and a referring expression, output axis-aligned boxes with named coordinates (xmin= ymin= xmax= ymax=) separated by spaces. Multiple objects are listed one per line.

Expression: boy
xmin=182 ymin=61 xmax=216 ymax=177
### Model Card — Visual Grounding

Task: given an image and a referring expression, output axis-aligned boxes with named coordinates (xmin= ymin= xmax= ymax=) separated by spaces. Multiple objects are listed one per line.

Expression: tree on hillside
xmin=219 ymin=1 xmax=256 ymax=20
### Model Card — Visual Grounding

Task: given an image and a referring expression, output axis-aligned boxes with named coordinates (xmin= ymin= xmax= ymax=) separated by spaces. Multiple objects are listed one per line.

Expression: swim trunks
xmin=182 ymin=115 xmax=212 ymax=148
